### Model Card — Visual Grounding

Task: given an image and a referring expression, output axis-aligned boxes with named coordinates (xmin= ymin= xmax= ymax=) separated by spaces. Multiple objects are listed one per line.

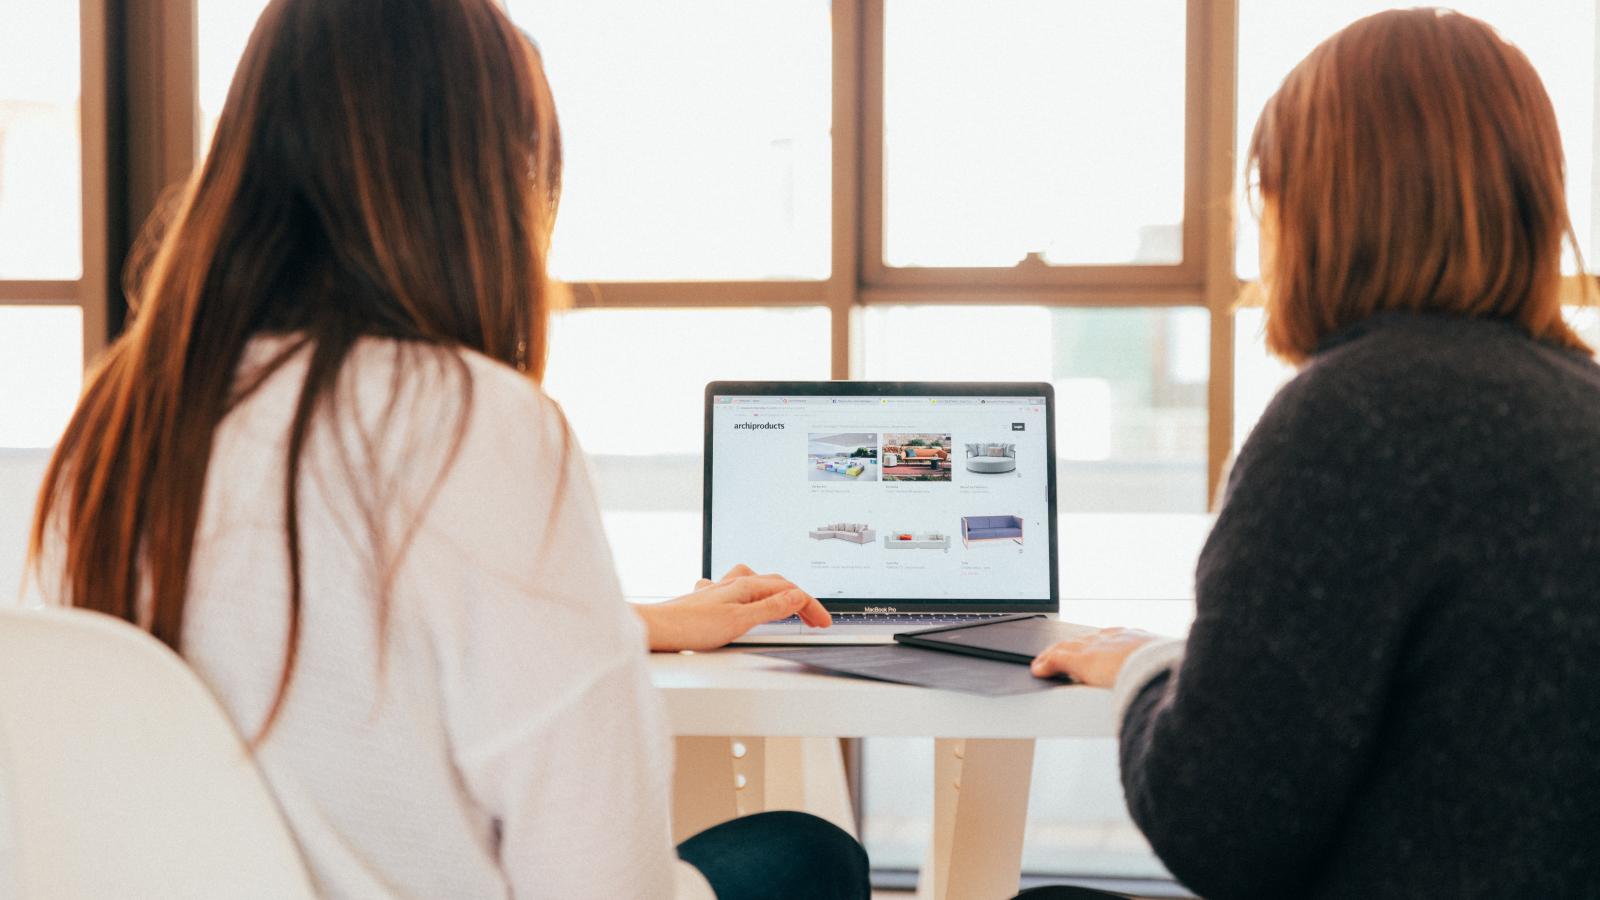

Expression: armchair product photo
xmin=964 ymin=442 xmax=1017 ymax=474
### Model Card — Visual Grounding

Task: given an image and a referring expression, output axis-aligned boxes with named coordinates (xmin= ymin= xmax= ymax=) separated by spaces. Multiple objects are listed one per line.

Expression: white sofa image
xmin=883 ymin=532 xmax=951 ymax=550
xmin=964 ymin=442 xmax=1017 ymax=474
xmin=809 ymin=522 xmax=876 ymax=544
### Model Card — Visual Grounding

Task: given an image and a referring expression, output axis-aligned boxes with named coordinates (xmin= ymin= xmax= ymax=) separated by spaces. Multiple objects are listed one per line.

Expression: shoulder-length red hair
xmin=1249 ymin=8 xmax=1589 ymax=363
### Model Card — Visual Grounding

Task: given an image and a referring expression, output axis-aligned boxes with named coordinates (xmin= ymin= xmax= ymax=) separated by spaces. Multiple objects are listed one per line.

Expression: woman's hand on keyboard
xmin=634 ymin=564 xmax=831 ymax=651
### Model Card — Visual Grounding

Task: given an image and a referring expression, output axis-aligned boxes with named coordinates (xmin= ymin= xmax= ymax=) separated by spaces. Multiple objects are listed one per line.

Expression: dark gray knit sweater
xmin=1121 ymin=312 xmax=1600 ymax=899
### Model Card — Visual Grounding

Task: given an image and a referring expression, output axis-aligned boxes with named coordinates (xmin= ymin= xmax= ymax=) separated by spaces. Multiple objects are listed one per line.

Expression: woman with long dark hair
xmin=29 ymin=1 xmax=863 ymax=896
xmin=1027 ymin=9 xmax=1600 ymax=898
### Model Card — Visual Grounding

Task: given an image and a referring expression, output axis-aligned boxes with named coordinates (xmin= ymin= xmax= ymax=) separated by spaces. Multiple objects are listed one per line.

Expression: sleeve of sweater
xmin=403 ymin=358 xmax=680 ymax=899
xmin=1117 ymin=360 xmax=1441 ymax=899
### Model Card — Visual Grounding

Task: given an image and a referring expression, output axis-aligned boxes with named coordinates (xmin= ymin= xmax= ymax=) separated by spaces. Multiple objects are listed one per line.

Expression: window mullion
xmin=1200 ymin=0 xmax=1241 ymax=506
xmin=78 ymin=0 xmax=112 ymax=361
xmin=833 ymin=0 xmax=865 ymax=380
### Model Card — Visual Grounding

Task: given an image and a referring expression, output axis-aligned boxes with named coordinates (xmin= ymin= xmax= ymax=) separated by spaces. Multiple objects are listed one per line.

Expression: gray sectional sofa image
xmin=961 ymin=515 xmax=1023 ymax=547
xmin=964 ymin=442 xmax=1017 ymax=473
xmin=809 ymin=522 xmax=876 ymax=544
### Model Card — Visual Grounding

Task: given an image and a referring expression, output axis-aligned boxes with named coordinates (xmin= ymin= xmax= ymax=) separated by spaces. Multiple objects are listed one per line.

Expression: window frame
xmin=0 ymin=0 xmax=112 ymax=365
xmin=47 ymin=0 xmax=1243 ymax=499
xmin=858 ymin=0 xmax=1209 ymax=291
xmin=1 ymin=0 xmax=201 ymax=375
xmin=554 ymin=0 xmax=1241 ymax=502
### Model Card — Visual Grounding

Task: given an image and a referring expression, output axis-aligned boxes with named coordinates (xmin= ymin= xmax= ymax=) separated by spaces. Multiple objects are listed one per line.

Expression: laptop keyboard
xmin=786 ymin=612 xmax=1011 ymax=628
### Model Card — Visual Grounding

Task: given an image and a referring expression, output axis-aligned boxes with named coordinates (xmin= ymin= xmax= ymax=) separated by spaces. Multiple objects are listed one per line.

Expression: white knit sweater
xmin=168 ymin=337 xmax=690 ymax=898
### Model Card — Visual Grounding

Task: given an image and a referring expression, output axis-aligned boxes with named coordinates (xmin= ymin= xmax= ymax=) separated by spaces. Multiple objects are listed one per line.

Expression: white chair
xmin=0 ymin=605 xmax=315 ymax=900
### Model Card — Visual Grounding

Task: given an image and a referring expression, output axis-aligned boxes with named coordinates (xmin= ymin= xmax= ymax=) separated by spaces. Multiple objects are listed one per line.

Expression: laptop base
xmin=729 ymin=612 xmax=1027 ymax=646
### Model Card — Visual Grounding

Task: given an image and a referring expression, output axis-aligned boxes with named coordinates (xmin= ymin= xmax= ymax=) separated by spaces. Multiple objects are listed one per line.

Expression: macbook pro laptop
xmin=704 ymin=381 xmax=1059 ymax=644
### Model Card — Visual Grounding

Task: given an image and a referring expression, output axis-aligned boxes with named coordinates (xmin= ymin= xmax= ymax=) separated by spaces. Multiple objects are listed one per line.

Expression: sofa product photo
xmin=809 ymin=523 xmax=876 ymax=544
xmin=960 ymin=515 xmax=1024 ymax=547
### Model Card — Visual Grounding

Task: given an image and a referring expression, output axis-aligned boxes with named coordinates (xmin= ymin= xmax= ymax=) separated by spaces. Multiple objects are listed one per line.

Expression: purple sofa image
xmin=961 ymin=515 xmax=1024 ymax=548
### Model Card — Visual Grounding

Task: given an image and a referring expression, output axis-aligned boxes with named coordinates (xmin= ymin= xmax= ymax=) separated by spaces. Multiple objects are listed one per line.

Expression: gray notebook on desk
xmin=895 ymin=614 xmax=1098 ymax=663
xmin=754 ymin=645 xmax=1068 ymax=696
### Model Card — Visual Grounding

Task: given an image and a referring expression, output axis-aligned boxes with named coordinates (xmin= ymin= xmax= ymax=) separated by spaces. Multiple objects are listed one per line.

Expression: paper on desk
xmin=754 ymin=645 xmax=1069 ymax=696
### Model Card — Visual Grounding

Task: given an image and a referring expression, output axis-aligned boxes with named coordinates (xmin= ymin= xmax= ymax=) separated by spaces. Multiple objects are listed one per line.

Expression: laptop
xmin=704 ymin=381 xmax=1059 ymax=644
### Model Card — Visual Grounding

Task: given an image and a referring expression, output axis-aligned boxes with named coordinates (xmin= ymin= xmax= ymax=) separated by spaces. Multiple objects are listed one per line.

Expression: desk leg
xmin=919 ymin=738 xmax=1035 ymax=900
xmin=756 ymin=737 xmax=859 ymax=839
xmin=672 ymin=737 xmax=858 ymax=845
xmin=672 ymin=737 xmax=741 ymax=845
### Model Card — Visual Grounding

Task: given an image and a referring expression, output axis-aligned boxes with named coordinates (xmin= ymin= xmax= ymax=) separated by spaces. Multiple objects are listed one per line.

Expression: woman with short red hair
xmin=1030 ymin=9 xmax=1600 ymax=898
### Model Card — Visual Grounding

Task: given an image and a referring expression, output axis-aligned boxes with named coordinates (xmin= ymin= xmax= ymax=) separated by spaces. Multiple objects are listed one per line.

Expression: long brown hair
xmin=30 ymin=0 xmax=563 ymax=736
xmin=1249 ymin=8 xmax=1588 ymax=363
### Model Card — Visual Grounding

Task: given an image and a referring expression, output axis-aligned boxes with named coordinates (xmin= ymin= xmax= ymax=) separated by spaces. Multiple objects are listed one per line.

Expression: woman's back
xmin=1304 ymin=315 xmax=1600 ymax=894
xmin=1121 ymin=313 xmax=1600 ymax=897
xmin=181 ymin=337 xmax=676 ymax=897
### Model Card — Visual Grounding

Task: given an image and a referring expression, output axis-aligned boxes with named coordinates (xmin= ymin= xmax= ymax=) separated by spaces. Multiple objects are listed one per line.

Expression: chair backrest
xmin=0 ymin=606 xmax=315 ymax=900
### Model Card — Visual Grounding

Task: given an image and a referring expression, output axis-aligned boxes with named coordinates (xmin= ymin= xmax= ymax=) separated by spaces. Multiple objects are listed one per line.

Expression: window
xmin=0 ymin=3 xmax=81 ymax=280
xmin=0 ymin=306 xmax=82 ymax=449
xmin=202 ymin=1 xmax=836 ymax=283
xmin=197 ymin=0 xmax=270 ymax=149
xmin=542 ymin=307 xmax=831 ymax=596
xmin=1231 ymin=307 xmax=1294 ymax=454
xmin=0 ymin=2 xmax=96 ymax=459
xmin=862 ymin=306 xmax=1210 ymax=512
xmin=507 ymin=1 xmax=832 ymax=282
xmin=882 ymin=1 xmax=1188 ymax=268
xmin=0 ymin=303 xmax=81 ymax=607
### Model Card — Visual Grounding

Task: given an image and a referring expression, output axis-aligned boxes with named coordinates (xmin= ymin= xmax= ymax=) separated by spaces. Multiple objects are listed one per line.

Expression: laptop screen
xmin=705 ymin=384 xmax=1056 ymax=611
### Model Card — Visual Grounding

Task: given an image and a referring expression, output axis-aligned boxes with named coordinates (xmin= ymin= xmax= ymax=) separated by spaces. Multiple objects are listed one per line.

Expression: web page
xmin=709 ymin=394 xmax=1052 ymax=603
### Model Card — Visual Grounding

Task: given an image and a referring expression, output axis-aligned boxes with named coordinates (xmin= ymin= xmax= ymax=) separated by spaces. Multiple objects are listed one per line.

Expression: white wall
xmin=0 ymin=449 xmax=49 ymax=606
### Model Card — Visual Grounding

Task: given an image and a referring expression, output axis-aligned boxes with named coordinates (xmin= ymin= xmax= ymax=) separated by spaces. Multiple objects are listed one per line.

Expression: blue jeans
xmin=677 ymin=811 xmax=870 ymax=899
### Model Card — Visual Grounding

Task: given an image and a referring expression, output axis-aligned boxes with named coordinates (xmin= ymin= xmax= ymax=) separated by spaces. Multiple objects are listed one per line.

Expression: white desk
xmin=650 ymin=649 xmax=1115 ymax=900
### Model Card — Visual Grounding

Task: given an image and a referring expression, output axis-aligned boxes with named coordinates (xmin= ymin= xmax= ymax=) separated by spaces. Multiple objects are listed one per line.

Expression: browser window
xmin=708 ymin=394 xmax=1052 ymax=603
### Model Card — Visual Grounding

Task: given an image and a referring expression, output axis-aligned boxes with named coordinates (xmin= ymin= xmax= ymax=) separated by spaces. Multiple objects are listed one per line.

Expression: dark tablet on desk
xmin=754 ymin=645 xmax=1064 ymax=696
xmin=895 ymin=614 xmax=1099 ymax=665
